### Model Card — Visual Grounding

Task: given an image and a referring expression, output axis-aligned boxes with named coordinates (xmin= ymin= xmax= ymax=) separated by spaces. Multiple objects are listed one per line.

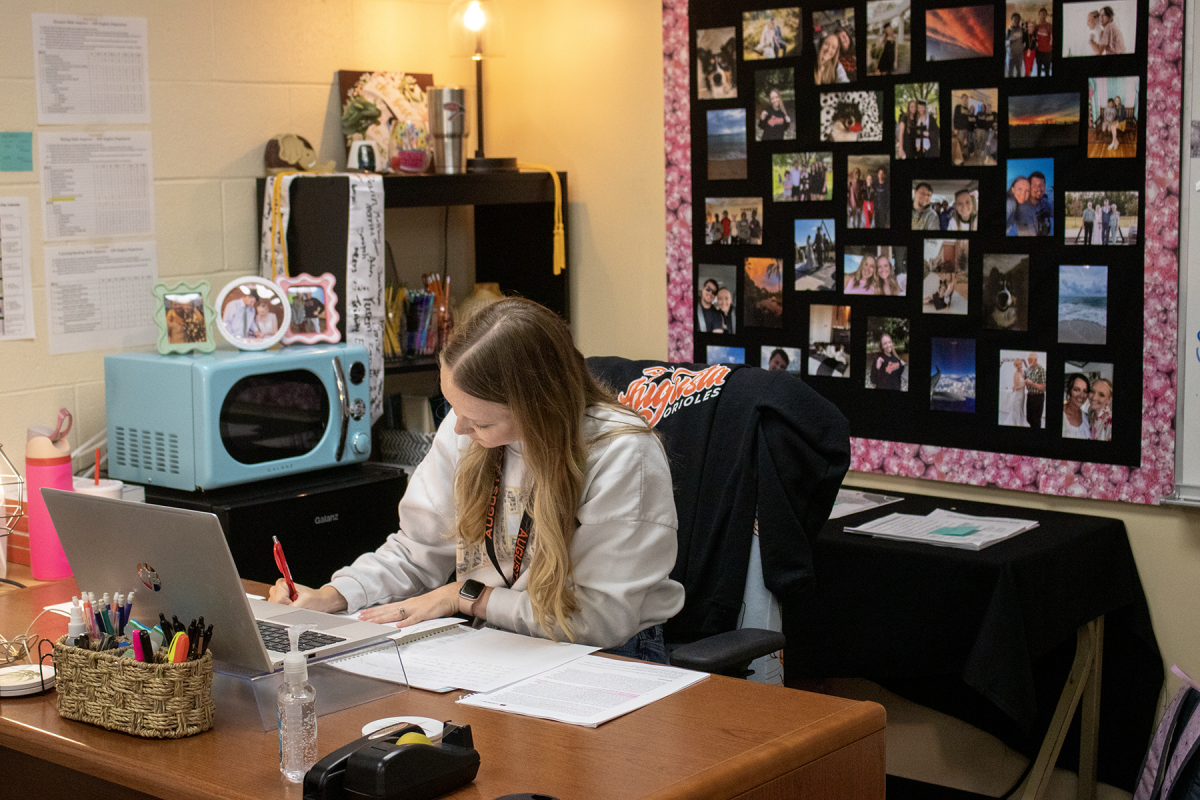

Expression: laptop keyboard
xmin=257 ymin=620 xmax=346 ymax=653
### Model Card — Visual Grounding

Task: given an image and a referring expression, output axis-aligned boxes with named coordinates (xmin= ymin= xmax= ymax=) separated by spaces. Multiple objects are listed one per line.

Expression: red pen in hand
xmin=273 ymin=536 xmax=298 ymax=601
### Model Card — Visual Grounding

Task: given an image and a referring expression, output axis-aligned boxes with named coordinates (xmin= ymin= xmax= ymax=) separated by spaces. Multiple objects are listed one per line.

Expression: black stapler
xmin=303 ymin=721 xmax=480 ymax=800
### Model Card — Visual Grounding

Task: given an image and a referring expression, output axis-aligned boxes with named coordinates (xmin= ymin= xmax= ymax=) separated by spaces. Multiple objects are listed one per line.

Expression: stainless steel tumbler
xmin=428 ymin=86 xmax=468 ymax=174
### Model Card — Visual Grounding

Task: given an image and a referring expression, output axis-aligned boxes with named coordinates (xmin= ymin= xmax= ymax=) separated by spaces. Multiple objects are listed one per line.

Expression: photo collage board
xmin=669 ymin=0 xmax=1182 ymax=501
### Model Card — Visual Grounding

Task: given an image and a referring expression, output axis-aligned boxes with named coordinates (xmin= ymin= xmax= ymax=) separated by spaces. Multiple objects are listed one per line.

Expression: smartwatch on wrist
xmin=459 ymin=579 xmax=485 ymax=614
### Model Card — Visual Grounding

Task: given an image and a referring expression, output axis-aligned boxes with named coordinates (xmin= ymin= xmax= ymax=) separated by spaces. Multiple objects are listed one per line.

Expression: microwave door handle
xmin=333 ymin=356 xmax=350 ymax=461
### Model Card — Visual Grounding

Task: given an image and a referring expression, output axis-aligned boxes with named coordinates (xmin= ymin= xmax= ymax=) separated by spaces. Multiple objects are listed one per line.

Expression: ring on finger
xmin=398 ymin=606 xmax=407 ymax=621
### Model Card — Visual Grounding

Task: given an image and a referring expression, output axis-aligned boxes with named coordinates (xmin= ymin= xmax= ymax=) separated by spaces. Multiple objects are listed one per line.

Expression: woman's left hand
xmin=359 ymin=583 xmax=463 ymax=628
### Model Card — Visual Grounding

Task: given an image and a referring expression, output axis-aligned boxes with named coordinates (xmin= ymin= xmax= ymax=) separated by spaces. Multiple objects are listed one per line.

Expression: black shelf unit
xmin=256 ymin=171 xmax=569 ymax=375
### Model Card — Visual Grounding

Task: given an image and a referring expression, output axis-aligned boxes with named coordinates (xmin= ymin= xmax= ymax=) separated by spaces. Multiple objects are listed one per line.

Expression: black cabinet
xmin=256 ymin=172 xmax=569 ymax=375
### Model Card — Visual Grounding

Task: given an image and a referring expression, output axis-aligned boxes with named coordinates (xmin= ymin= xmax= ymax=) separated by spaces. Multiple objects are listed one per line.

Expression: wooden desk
xmin=0 ymin=570 xmax=885 ymax=800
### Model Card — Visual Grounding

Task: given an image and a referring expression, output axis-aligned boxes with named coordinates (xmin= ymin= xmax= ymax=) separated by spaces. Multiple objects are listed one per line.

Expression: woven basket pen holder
xmin=52 ymin=635 xmax=215 ymax=739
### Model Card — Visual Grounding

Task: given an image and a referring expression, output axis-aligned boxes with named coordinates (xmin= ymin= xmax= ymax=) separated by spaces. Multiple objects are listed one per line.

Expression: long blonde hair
xmin=440 ymin=298 xmax=640 ymax=641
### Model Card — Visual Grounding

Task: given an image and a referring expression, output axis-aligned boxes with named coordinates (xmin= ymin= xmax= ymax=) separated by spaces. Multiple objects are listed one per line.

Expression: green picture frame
xmin=152 ymin=281 xmax=216 ymax=354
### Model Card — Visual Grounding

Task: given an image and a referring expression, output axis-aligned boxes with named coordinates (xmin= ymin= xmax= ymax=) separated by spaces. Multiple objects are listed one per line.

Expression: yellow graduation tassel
xmin=517 ymin=163 xmax=565 ymax=276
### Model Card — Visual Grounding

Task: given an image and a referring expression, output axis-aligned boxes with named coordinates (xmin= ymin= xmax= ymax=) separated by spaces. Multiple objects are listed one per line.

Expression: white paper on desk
xmin=0 ymin=197 xmax=36 ymax=340
xmin=329 ymin=625 xmax=598 ymax=693
xmin=39 ymin=131 xmax=155 ymax=241
xmin=845 ymin=508 xmax=1037 ymax=550
xmin=828 ymin=489 xmax=904 ymax=519
xmin=457 ymin=655 xmax=708 ymax=727
xmin=32 ymin=15 xmax=151 ymax=125
xmin=44 ymin=240 xmax=157 ymax=354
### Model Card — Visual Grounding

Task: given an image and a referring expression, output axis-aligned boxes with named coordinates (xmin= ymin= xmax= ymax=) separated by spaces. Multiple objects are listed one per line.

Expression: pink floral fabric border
xmin=662 ymin=0 xmax=1183 ymax=504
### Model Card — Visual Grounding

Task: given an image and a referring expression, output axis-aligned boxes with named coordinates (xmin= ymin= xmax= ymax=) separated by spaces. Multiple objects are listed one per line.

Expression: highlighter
xmin=168 ymin=632 xmax=190 ymax=663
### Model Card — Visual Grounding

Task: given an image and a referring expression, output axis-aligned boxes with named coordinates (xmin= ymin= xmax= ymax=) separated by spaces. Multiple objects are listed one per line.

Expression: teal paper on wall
xmin=0 ymin=133 xmax=33 ymax=172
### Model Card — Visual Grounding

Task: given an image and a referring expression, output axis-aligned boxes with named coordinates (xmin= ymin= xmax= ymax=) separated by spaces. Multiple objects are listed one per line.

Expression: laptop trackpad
xmin=271 ymin=609 xmax=357 ymax=630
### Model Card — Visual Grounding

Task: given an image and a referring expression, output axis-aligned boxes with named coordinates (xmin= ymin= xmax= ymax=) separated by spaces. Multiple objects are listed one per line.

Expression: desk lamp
xmin=449 ymin=0 xmax=517 ymax=172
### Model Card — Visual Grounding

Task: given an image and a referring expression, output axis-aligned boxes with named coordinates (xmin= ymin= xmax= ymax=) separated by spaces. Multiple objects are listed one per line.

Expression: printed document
xmin=457 ymin=655 xmax=708 ymax=727
xmin=44 ymin=241 xmax=157 ymax=354
xmin=0 ymin=198 xmax=36 ymax=340
xmin=329 ymin=623 xmax=598 ymax=693
xmin=33 ymin=14 xmax=151 ymax=125
xmin=829 ymin=488 xmax=904 ymax=519
xmin=845 ymin=508 xmax=1038 ymax=550
xmin=39 ymin=131 xmax=155 ymax=241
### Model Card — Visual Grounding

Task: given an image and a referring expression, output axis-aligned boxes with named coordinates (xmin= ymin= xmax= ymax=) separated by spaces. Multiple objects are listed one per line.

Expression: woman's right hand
xmin=267 ymin=580 xmax=348 ymax=614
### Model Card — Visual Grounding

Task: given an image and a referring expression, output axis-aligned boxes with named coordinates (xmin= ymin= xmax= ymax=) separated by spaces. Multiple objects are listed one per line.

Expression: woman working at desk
xmin=268 ymin=299 xmax=684 ymax=663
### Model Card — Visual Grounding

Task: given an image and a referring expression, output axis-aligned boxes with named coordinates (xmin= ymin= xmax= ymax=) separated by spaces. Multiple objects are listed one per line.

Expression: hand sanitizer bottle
xmin=278 ymin=624 xmax=318 ymax=782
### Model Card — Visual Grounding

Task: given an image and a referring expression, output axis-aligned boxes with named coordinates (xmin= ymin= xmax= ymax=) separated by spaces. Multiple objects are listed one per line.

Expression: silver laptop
xmin=43 ymin=489 xmax=396 ymax=675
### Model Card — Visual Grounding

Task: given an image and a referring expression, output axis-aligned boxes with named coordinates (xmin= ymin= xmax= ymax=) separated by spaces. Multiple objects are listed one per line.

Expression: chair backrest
xmin=587 ymin=357 xmax=850 ymax=644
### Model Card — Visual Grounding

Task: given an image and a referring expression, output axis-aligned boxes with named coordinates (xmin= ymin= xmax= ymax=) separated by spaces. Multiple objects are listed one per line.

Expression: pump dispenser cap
xmin=67 ymin=598 xmax=86 ymax=637
xmin=284 ymin=624 xmax=315 ymax=683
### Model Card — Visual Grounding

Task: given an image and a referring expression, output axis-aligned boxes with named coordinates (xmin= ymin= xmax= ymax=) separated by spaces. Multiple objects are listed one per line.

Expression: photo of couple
xmin=772 ymin=152 xmax=833 ymax=202
xmin=1005 ymin=158 xmax=1054 ymax=237
xmin=1065 ymin=191 xmax=1138 ymax=245
xmin=895 ymin=83 xmax=939 ymax=159
xmin=846 ymin=155 xmax=890 ymax=229
xmin=912 ymin=180 xmax=979 ymax=232
xmin=865 ymin=316 xmax=909 ymax=391
xmin=794 ymin=219 xmax=836 ymax=291
xmin=1062 ymin=361 xmax=1114 ymax=440
xmin=998 ymin=350 xmax=1049 ymax=428
xmin=1087 ymin=76 xmax=1139 ymax=157
xmin=164 ymin=293 xmax=207 ymax=344
xmin=743 ymin=8 xmax=799 ymax=60
xmin=695 ymin=265 xmax=737 ymax=334
xmin=1062 ymin=0 xmax=1134 ymax=57
xmin=287 ymin=287 xmax=328 ymax=335
xmin=220 ymin=283 xmax=285 ymax=342
xmin=844 ymin=246 xmax=907 ymax=296
xmin=812 ymin=8 xmax=857 ymax=84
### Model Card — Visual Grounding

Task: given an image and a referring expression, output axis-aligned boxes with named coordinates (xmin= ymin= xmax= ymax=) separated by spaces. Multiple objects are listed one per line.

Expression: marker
xmin=273 ymin=536 xmax=298 ymax=601
xmin=131 ymin=630 xmax=145 ymax=662
xmin=124 ymin=592 xmax=134 ymax=631
xmin=136 ymin=630 xmax=153 ymax=663
xmin=168 ymin=632 xmax=190 ymax=663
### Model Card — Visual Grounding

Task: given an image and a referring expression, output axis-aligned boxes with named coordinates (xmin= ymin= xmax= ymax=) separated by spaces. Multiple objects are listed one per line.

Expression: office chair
xmin=586 ymin=357 xmax=851 ymax=679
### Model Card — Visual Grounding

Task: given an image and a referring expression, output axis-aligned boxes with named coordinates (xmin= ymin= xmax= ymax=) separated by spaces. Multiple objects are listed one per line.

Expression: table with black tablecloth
xmin=784 ymin=490 xmax=1163 ymax=792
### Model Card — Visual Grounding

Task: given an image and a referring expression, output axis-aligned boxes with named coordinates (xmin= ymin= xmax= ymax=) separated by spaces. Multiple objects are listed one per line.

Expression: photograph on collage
xmin=743 ymin=258 xmax=784 ymax=328
xmin=844 ymin=246 xmax=907 ymax=295
xmin=912 ymin=180 xmax=979 ymax=231
xmin=695 ymin=264 xmax=736 ymax=334
xmin=1005 ymin=157 xmax=1055 ymax=236
xmin=982 ymin=254 xmax=1029 ymax=331
xmin=772 ymin=152 xmax=833 ymax=202
xmin=1062 ymin=0 xmax=1135 ymax=57
xmin=865 ymin=316 xmax=909 ymax=391
xmin=1062 ymin=360 xmax=1113 ymax=440
xmin=925 ymin=6 xmax=993 ymax=61
xmin=707 ymin=109 xmax=747 ymax=181
xmin=866 ymin=0 xmax=911 ymax=76
xmin=1058 ymin=265 xmax=1108 ymax=345
xmin=755 ymin=69 xmax=797 ymax=141
xmin=1087 ymin=76 xmax=1139 ymax=157
xmin=812 ymin=8 xmax=857 ymax=84
xmin=999 ymin=349 xmax=1049 ymax=428
xmin=921 ymin=239 xmax=969 ymax=314
xmin=820 ymin=91 xmax=884 ymax=142
xmin=705 ymin=197 xmax=764 ymax=245
xmin=696 ymin=27 xmax=738 ymax=99
xmin=930 ymin=337 xmax=976 ymax=413
xmin=1008 ymin=93 xmax=1081 ymax=149
xmin=707 ymin=345 xmax=745 ymax=364
xmin=743 ymin=9 xmax=800 ymax=61
xmin=846 ymin=154 xmax=890 ymax=229
xmin=794 ymin=219 xmax=837 ymax=291
xmin=1005 ymin=3 xmax=1054 ymax=76
xmin=807 ymin=304 xmax=851 ymax=378
xmin=950 ymin=89 xmax=998 ymax=165
xmin=762 ymin=345 xmax=805 ymax=373
xmin=1064 ymin=191 xmax=1138 ymax=245
xmin=895 ymin=83 xmax=940 ymax=159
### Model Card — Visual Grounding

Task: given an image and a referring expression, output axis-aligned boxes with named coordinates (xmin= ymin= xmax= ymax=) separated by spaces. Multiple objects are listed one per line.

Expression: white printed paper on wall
xmin=39 ymin=131 xmax=155 ymax=241
xmin=0 ymin=197 xmax=36 ymax=341
xmin=44 ymin=240 xmax=158 ymax=354
xmin=32 ymin=14 xmax=151 ymax=125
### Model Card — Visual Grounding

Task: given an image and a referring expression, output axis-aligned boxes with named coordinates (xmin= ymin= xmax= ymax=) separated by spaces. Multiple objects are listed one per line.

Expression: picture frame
xmin=214 ymin=276 xmax=291 ymax=351
xmin=276 ymin=273 xmax=341 ymax=345
xmin=152 ymin=281 xmax=216 ymax=354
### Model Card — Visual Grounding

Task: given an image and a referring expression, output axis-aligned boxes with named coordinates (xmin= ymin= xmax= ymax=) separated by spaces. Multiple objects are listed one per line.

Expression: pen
xmin=273 ymin=536 xmax=298 ymax=601
xmin=199 ymin=624 xmax=214 ymax=657
xmin=124 ymin=591 xmax=134 ymax=631
xmin=159 ymin=613 xmax=172 ymax=640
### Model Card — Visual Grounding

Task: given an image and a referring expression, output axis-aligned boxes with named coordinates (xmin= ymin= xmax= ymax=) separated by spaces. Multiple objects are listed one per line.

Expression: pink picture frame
xmin=277 ymin=273 xmax=341 ymax=345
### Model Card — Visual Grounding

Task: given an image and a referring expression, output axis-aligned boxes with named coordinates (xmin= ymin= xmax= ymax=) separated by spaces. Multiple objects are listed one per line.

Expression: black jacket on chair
xmin=587 ymin=358 xmax=851 ymax=645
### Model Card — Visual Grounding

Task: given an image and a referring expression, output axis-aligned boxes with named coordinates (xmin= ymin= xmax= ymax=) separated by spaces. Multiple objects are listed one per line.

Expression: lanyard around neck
xmin=483 ymin=450 xmax=531 ymax=588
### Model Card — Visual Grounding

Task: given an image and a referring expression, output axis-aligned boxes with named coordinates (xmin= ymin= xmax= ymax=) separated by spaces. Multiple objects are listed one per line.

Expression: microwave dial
xmin=350 ymin=398 xmax=367 ymax=421
xmin=352 ymin=432 xmax=370 ymax=455
xmin=349 ymin=361 xmax=366 ymax=385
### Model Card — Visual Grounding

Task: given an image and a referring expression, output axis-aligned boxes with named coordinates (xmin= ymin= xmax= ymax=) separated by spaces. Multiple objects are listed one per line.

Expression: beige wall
xmin=1 ymin=0 xmax=1196 ymax=707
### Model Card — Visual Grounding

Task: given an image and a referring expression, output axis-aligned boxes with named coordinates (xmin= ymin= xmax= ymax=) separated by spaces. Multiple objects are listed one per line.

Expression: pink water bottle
xmin=26 ymin=412 xmax=74 ymax=580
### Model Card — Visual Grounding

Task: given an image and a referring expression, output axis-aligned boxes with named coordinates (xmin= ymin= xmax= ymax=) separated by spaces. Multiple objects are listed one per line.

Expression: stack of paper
xmin=844 ymin=508 xmax=1038 ymax=550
